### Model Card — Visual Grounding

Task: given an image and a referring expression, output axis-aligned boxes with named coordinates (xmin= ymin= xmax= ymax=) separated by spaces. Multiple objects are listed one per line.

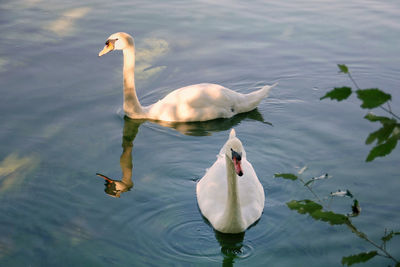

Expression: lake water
xmin=1 ymin=0 xmax=399 ymax=266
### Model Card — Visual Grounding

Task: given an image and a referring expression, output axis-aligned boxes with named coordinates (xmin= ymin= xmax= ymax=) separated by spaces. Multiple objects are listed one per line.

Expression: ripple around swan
xmin=129 ymin=199 xmax=218 ymax=263
xmin=121 ymin=195 xmax=259 ymax=265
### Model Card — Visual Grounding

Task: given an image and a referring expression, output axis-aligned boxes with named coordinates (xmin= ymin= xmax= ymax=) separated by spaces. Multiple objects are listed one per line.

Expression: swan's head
xmin=96 ymin=173 xmax=133 ymax=198
xmin=98 ymin=32 xmax=134 ymax=57
xmin=225 ymin=129 xmax=244 ymax=177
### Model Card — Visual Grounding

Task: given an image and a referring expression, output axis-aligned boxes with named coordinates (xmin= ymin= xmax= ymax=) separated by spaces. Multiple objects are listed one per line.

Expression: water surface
xmin=1 ymin=0 xmax=400 ymax=266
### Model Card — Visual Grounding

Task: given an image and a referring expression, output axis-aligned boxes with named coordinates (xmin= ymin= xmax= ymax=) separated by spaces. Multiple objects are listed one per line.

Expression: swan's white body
xmin=196 ymin=129 xmax=265 ymax=233
xmin=99 ymin=32 xmax=277 ymax=122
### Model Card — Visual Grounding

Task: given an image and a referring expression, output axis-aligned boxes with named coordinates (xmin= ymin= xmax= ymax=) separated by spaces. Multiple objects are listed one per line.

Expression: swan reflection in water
xmin=215 ymin=231 xmax=245 ymax=267
xmin=200 ymin=209 xmax=260 ymax=266
xmin=96 ymin=109 xmax=269 ymax=197
xmin=96 ymin=117 xmax=144 ymax=197
xmin=156 ymin=108 xmax=270 ymax=136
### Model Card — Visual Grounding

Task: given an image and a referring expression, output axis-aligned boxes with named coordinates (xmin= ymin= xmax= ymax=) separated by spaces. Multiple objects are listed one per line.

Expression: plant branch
xmin=295 ymin=169 xmax=399 ymax=264
xmin=298 ymin=177 xmax=323 ymax=204
xmin=345 ymin=221 xmax=399 ymax=264
xmin=380 ymin=105 xmax=400 ymax=121
xmin=347 ymin=72 xmax=361 ymax=90
xmin=346 ymin=70 xmax=400 ymax=120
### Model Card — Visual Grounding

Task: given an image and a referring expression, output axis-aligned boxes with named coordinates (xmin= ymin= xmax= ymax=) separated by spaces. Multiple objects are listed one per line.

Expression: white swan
xmin=99 ymin=32 xmax=277 ymax=122
xmin=196 ymin=129 xmax=265 ymax=233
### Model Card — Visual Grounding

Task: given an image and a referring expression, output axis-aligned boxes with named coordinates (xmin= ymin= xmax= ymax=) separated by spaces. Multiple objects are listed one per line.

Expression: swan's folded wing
xmin=148 ymin=84 xmax=243 ymax=121
xmin=196 ymin=156 xmax=227 ymax=221
xmin=238 ymin=159 xmax=265 ymax=225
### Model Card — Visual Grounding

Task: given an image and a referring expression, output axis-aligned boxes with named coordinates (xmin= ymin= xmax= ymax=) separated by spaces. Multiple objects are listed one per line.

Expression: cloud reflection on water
xmin=0 ymin=153 xmax=40 ymax=194
xmin=45 ymin=7 xmax=91 ymax=37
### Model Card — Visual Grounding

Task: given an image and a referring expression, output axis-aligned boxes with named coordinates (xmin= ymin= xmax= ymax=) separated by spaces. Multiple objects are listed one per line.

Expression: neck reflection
xmin=97 ymin=117 xmax=143 ymax=198
xmin=215 ymin=231 xmax=245 ymax=267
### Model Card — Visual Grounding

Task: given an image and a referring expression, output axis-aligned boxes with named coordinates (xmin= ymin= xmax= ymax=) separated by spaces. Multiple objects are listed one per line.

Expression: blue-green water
xmin=1 ymin=0 xmax=399 ymax=266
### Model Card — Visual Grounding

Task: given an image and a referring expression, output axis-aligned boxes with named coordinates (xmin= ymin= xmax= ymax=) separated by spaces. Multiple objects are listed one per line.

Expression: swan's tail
xmin=238 ymin=83 xmax=278 ymax=112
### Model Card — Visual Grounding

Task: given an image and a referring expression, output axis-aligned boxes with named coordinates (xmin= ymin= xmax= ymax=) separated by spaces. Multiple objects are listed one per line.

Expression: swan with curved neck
xmin=196 ymin=129 xmax=265 ymax=233
xmin=99 ymin=32 xmax=277 ymax=122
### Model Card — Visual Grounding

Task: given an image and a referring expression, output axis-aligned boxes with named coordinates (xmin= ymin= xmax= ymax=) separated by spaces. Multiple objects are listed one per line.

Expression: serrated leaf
xmin=356 ymin=89 xmax=392 ymax=109
xmin=382 ymin=231 xmax=394 ymax=242
xmin=312 ymin=210 xmax=349 ymax=225
xmin=342 ymin=251 xmax=378 ymax=266
xmin=287 ymin=200 xmax=348 ymax=225
xmin=320 ymin=87 xmax=352 ymax=101
xmin=274 ymin=173 xmax=298 ymax=180
xmin=366 ymin=136 xmax=398 ymax=162
xmin=338 ymin=64 xmax=349 ymax=74
xmin=365 ymin=123 xmax=396 ymax=145
xmin=364 ymin=113 xmax=395 ymax=124
xmin=382 ymin=231 xmax=400 ymax=242
xmin=351 ymin=199 xmax=361 ymax=216
xmin=287 ymin=200 xmax=322 ymax=214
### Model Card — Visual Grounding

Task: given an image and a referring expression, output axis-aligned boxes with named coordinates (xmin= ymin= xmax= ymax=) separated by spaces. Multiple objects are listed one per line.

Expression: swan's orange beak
xmin=231 ymin=149 xmax=243 ymax=176
xmin=98 ymin=40 xmax=115 ymax=57
xmin=233 ymin=157 xmax=243 ymax=176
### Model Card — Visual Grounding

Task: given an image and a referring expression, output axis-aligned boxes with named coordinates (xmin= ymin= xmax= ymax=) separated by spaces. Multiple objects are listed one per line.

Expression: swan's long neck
xmin=123 ymin=45 xmax=145 ymax=117
xmin=220 ymin=156 xmax=244 ymax=231
xmin=120 ymin=145 xmax=133 ymax=188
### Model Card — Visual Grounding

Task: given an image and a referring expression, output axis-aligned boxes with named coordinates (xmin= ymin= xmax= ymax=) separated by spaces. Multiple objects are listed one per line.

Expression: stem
xmin=387 ymin=102 xmax=393 ymax=114
xmin=380 ymin=105 xmax=400 ymax=121
xmin=298 ymin=177 xmax=323 ymax=205
xmin=383 ymin=228 xmax=387 ymax=250
xmin=346 ymin=71 xmax=400 ymax=120
xmin=345 ymin=221 xmax=399 ymax=264
xmin=297 ymin=175 xmax=399 ymax=264
xmin=347 ymin=72 xmax=361 ymax=90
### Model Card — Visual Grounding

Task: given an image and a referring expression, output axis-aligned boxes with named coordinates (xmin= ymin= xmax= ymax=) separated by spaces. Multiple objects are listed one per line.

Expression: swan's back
xmin=147 ymin=83 xmax=244 ymax=122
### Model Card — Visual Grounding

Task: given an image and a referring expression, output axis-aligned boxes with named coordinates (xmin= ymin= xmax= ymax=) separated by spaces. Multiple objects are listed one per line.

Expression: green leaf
xmin=320 ymin=87 xmax=352 ymax=101
xmin=341 ymin=251 xmax=378 ymax=266
xmin=364 ymin=113 xmax=395 ymax=124
xmin=365 ymin=123 xmax=396 ymax=145
xmin=311 ymin=210 xmax=349 ymax=225
xmin=356 ymin=89 xmax=392 ymax=109
xmin=382 ymin=231 xmax=400 ymax=242
xmin=274 ymin=173 xmax=298 ymax=180
xmin=287 ymin=200 xmax=348 ymax=225
xmin=338 ymin=64 xmax=349 ymax=74
xmin=366 ymin=136 xmax=398 ymax=162
xmin=287 ymin=199 xmax=322 ymax=214
xmin=382 ymin=231 xmax=394 ymax=242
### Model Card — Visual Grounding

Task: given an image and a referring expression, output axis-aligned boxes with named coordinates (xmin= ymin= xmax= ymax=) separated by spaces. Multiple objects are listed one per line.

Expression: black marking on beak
xmin=105 ymin=38 xmax=118 ymax=46
xmin=231 ymin=148 xmax=242 ymax=161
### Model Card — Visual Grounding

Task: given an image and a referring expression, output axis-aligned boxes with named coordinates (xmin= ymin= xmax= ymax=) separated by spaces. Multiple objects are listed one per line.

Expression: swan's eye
xmin=105 ymin=40 xmax=110 ymax=46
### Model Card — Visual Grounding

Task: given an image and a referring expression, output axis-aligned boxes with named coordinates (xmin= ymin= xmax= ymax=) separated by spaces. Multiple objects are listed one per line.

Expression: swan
xmin=99 ymin=32 xmax=277 ymax=122
xmin=196 ymin=129 xmax=265 ymax=233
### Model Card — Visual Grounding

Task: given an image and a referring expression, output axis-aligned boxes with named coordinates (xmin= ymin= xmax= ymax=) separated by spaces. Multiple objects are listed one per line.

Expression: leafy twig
xmin=275 ymin=171 xmax=400 ymax=266
xmin=321 ymin=64 xmax=400 ymax=161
